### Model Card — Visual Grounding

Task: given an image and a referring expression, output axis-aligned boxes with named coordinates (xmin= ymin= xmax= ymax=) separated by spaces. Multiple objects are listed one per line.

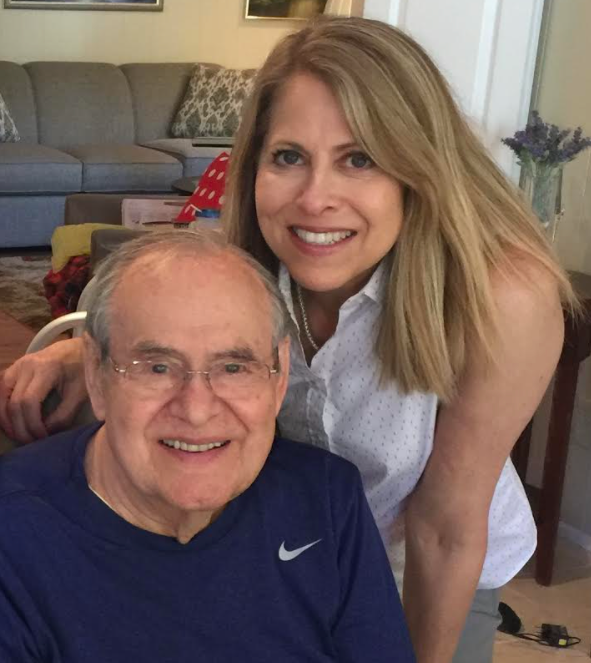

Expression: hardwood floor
xmin=496 ymin=537 xmax=591 ymax=660
xmin=0 ymin=309 xmax=35 ymax=371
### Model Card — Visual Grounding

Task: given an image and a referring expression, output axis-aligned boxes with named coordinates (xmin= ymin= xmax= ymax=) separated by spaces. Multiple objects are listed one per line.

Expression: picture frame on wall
xmin=3 ymin=0 xmax=163 ymax=10
xmin=245 ymin=0 xmax=328 ymax=20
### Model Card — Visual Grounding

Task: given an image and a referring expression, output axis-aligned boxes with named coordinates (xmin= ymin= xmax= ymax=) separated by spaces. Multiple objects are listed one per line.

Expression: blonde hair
xmin=225 ymin=16 xmax=576 ymax=402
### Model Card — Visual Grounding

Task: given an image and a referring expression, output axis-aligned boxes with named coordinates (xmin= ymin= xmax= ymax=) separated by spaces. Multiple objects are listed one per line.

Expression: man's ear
xmin=82 ymin=333 xmax=107 ymax=421
xmin=273 ymin=335 xmax=290 ymax=416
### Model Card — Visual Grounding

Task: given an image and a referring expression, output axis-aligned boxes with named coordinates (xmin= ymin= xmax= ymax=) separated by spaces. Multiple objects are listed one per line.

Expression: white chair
xmin=25 ymin=311 xmax=87 ymax=354
xmin=25 ymin=275 xmax=96 ymax=354
xmin=24 ymin=308 xmax=96 ymax=429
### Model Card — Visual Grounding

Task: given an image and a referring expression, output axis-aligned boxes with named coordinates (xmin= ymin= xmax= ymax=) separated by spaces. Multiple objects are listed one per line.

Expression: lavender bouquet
xmin=502 ymin=111 xmax=591 ymax=169
xmin=502 ymin=112 xmax=591 ymax=234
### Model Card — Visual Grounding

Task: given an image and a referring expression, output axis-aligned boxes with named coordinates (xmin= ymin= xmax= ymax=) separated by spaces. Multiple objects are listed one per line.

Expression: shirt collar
xmin=278 ymin=264 xmax=298 ymax=324
xmin=361 ymin=260 xmax=388 ymax=305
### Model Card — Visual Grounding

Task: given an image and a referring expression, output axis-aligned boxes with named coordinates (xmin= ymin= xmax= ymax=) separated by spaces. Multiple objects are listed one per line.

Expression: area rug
xmin=0 ymin=256 xmax=52 ymax=332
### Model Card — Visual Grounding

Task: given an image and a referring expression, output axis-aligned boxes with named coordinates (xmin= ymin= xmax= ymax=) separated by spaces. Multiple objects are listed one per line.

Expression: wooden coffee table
xmin=0 ymin=310 xmax=35 ymax=371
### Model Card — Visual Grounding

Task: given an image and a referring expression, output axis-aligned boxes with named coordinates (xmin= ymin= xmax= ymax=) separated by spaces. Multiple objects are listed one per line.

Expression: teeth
xmin=161 ymin=439 xmax=228 ymax=453
xmin=293 ymin=228 xmax=353 ymax=245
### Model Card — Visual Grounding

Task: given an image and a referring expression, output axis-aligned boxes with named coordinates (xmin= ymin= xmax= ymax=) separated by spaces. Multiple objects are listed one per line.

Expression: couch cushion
xmin=120 ymin=63 xmax=195 ymax=143
xmin=0 ymin=92 xmax=19 ymax=143
xmin=63 ymin=144 xmax=183 ymax=192
xmin=171 ymin=64 xmax=256 ymax=138
xmin=0 ymin=61 xmax=37 ymax=143
xmin=0 ymin=144 xmax=82 ymax=193
xmin=25 ymin=62 xmax=135 ymax=148
xmin=0 ymin=196 xmax=67 ymax=248
xmin=141 ymin=138 xmax=227 ymax=177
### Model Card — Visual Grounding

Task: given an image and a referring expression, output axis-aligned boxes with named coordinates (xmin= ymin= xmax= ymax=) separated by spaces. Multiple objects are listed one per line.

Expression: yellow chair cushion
xmin=51 ymin=223 xmax=118 ymax=272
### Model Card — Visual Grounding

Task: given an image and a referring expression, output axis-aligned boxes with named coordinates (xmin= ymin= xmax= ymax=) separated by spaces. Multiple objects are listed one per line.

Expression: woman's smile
xmin=290 ymin=226 xmax=355 ymax=247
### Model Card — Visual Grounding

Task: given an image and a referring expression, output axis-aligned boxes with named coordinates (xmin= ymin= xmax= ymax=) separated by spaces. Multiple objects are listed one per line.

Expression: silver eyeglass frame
xmin=108 ymin=357 xmax=279 ymax=394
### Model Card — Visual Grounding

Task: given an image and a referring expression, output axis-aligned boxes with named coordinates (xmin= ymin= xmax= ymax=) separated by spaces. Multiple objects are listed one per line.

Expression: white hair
xmin=84 ymin=230 xmax=292 ymax=361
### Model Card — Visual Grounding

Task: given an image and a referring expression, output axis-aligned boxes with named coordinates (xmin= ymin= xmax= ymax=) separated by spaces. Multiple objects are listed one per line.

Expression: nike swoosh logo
xmin=278 ymin=539 xmax=322 ymax=561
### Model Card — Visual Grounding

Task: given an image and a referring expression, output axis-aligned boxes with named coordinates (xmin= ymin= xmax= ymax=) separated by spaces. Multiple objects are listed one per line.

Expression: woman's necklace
xmin=296 ymin=282 xmax=320 ymax=352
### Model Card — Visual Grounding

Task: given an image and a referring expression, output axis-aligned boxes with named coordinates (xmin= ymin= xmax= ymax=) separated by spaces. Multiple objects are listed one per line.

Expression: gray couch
xmin=0 ymin=61 xmax=221 ymax=248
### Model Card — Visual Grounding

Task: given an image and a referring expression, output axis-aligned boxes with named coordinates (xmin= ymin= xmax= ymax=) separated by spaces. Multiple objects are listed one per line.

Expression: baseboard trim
xmin=558 ymin=521 xmax=591 ymax=552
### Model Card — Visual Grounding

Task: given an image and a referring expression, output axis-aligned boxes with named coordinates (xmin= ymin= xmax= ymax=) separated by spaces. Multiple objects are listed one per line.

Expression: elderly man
xmin=0 ymin=231 xmax=414 ymax=663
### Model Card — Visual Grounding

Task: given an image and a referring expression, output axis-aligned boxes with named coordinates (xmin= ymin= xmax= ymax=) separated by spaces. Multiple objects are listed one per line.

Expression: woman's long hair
xmin=225 ymin=16 xmax=576 ymax=402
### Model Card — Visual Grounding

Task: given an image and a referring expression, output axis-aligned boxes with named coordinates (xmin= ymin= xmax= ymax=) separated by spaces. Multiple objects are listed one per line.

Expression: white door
xmin=363 ymin=0 xmax=545 ymax=181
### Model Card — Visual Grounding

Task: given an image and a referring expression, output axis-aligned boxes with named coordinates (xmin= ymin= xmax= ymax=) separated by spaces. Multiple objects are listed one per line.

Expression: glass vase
xmin=520 ymin=162 xmax=563 ymax=243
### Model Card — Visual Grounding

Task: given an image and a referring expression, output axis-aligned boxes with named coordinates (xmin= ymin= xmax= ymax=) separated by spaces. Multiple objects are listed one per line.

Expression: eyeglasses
xmin=109 ymin=356 xmax=279 ymax=399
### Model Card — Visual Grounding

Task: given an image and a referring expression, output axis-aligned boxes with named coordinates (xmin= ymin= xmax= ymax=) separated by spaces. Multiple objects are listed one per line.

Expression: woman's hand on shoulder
xmin=0 ymin=337 xmax=86 ymax=444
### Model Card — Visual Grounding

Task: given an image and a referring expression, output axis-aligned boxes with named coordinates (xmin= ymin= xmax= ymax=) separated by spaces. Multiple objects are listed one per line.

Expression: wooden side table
xmin=512 ymin=271 xmax=591 ymax=585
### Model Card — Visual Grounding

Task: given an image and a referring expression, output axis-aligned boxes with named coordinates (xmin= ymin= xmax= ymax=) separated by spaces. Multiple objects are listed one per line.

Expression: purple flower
xmin=501 ymin=111 xmax=591 ymax=166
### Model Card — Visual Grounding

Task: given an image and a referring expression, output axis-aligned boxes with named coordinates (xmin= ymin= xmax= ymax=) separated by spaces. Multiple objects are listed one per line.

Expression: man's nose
xmin=165 ymin=374 xmax=223 ymax=424
xmin=295 ymin=165 xmax=339 ymax=216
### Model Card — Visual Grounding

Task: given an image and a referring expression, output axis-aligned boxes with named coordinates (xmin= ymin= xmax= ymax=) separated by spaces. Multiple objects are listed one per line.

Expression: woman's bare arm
xmin=403 ymin=260 xmax=564 ymax=663
xmin=0 ymin=337 xmax=87 ymax=443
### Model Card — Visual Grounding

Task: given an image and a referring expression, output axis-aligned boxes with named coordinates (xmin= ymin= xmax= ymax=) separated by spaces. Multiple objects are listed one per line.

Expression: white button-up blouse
xmin=276 ymin=261 xmax=536 ymax=589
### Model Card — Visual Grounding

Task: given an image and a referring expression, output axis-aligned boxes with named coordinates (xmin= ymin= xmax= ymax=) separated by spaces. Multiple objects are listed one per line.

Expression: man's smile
xmin=159 ymin=439 xmax=231 ymax=454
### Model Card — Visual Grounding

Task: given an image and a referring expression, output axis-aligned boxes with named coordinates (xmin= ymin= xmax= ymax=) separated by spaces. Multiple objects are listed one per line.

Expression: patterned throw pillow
xmin=0 ymin=91 xmax=20 ymax=143
xmin=171 ymin=64 xmax=256 ymax=138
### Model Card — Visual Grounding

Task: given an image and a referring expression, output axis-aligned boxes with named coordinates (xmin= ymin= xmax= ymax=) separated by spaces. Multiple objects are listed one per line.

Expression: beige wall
xmin=536 ymin=0 xmax=591 ymax=276
xmin=529 ymin=0 xmax=591 ymax=539
xmin=536 ymin=0 xmax=591 ymax=404
xmin=0 ymin=0 xmax=295 ymax=67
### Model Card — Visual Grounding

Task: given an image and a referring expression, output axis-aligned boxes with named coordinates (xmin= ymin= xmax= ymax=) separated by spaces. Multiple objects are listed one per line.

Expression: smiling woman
xmin=3 ymin=0 xmax=162 ymax=10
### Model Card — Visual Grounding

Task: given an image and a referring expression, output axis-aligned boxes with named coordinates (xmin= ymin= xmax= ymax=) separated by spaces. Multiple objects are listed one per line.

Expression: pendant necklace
xmin=295 ymin=282 xmax=320 ymax=352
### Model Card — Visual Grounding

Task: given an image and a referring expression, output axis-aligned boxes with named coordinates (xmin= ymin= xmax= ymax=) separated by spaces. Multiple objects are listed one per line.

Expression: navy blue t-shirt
xmin=0 ymin=425 xmax=415 ymax=662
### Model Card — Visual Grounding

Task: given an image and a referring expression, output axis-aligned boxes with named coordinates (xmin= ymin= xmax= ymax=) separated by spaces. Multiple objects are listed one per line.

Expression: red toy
xmin=176 ymin=151 xmax=230 ymax=223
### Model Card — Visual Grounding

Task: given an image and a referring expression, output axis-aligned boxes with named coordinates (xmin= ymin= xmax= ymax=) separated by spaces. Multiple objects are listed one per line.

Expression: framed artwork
xmin=3 ymin=0 xmax=163 ymax=10
xmin=245 ymin=0 xmax=327 ymax=20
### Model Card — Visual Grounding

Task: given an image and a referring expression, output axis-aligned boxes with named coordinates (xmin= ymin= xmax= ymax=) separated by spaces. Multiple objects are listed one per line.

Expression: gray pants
xmin=452 ymin=588 xmax=501 ymax=663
